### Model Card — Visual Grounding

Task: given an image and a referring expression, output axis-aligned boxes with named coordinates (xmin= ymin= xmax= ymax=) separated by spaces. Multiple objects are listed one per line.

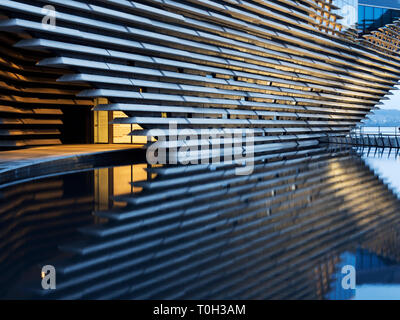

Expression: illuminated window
xmin=93 ymin=98 xmax=146 ymax=144
xmin=93 ymin=98 xmax=109 ymax=144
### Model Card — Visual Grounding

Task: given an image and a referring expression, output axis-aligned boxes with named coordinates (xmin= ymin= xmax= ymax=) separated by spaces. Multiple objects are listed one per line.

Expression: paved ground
xmin=0 ymin=144 xmax=144 ymax=186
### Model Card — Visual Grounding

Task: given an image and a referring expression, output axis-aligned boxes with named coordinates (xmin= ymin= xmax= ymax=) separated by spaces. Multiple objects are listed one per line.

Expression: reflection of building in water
xmin=1 ymin=146 xmax=397 ymax=299
xmin=362 ymin=226 xmax=400 ymax=263
xmin=2 ymin=0 xmax=400 ymax=300
xmin=359 ymin=0 xmax=400 ymax=33
xmin=316 ymin=252 xmax=356 ymax=300
xmin=355 ymin=247 xmax=400 ymax=287
xmin=0 ymin=173 xmax=95 ymax=298
xmin=316 ymin=246 xmax=400 ymax=300
xmin=94 ymin=164 xmax=148 ymax=211
xmin=1 ymin=163 xmax=148 ymax=298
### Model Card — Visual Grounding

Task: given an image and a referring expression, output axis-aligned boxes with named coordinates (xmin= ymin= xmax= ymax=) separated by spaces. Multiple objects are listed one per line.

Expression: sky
xmin=379 ymin=84 xmax=400 ymax=110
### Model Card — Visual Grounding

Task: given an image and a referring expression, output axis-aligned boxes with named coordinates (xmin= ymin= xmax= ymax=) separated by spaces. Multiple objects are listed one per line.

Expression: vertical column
xmin=93 ymin=97 xmax=110 ymax=144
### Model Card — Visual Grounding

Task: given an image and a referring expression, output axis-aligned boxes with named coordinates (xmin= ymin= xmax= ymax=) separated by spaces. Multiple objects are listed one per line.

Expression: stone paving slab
xmin=0 ymin=144 xmax=144 ymax=187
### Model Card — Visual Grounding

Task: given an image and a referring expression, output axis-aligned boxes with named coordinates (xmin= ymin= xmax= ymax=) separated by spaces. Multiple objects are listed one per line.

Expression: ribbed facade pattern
xmin=0 ymin=32 xmax=92 ymax=147
xmin=362 ymin=20 xmax=400 ymax=56
xmin=0 ymin=0 xmax=400 ymax=151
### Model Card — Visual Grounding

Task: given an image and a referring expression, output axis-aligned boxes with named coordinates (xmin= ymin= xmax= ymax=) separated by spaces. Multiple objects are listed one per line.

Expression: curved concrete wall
xmin=0 ymin=0 xmax=399 ymax=154
xmin=0 ymin=31 xmax=92 ymax=147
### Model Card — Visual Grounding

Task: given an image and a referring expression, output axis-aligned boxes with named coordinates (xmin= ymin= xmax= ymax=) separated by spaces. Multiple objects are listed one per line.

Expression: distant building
xmin=334 ymin=0 xmax=359 ymax=29
xmin=333 ymin=0 xmax=400 ymax=33
xmin=358 ymin=0 xmax=400 ymax=33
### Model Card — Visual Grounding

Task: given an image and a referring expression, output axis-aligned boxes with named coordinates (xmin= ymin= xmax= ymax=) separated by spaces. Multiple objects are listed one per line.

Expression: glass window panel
xmin=359 ymin=5 xmax=365 ymax=31
xmin=365 ymin=6 xmax=374 ymax=25
xmin=374 ymin=7 xmax=383 ymax=28
xmin=374 ymin=7 xmax=383 ymax=20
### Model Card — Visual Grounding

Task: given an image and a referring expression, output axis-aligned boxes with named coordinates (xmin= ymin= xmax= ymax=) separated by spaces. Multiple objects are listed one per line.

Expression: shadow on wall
xmin=0 ymin=32 xmax=93 ymax=149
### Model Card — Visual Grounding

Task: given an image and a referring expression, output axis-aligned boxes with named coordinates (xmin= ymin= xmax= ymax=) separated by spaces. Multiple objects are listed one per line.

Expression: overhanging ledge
xmin=0 ymin=144 xmax=146 ymax=188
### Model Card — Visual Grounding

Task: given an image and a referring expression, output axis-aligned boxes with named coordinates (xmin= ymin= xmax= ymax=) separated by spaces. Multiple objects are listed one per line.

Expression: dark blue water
xmin=2 ymin=146 xmax=400 ymax=300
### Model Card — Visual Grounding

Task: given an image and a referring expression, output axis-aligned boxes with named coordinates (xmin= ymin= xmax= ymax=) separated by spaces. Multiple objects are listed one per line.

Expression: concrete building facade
xmin=0 ymin=0 xmax=400 ymax=161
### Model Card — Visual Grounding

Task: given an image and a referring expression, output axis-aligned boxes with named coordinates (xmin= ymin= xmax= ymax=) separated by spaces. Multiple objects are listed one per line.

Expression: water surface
xmin=1 ymin=146 xmax=400 ymax=300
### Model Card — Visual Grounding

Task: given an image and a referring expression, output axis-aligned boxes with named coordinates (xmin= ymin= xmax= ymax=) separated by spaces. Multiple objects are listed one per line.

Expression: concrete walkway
xmin=0 ymin=144 xmax=144 ymax=187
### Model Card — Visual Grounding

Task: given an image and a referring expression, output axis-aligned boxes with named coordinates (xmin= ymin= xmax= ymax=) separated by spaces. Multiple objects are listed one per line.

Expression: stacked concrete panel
xmin=0 ymin=0 xmax=399 ymax=152
xmin=0 ymin=31 xmax=92 ymax=147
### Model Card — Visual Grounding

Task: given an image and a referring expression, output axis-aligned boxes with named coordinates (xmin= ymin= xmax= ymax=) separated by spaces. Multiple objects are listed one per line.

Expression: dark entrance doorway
xmin=61 ymin=107 xmax=93 ymax=144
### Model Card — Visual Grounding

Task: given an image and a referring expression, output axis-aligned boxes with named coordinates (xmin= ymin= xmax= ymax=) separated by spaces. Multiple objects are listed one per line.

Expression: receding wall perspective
xmin=0 ymin=31 xmax=93 ymax=147
xmin=1 ymin=0 xmax=400 ymax=153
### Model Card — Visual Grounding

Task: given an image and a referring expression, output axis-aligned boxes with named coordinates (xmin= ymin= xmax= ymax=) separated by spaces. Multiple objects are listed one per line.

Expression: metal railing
xmin=351 ymin=126 xmax=400 ymax=136
xmin=345 ymin=127 xmax=400 ymax=148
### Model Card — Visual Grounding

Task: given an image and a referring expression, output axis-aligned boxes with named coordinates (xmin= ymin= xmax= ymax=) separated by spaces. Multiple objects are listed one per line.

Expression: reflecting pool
xmin=1 ymin=145 xmax=400 ymax=300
